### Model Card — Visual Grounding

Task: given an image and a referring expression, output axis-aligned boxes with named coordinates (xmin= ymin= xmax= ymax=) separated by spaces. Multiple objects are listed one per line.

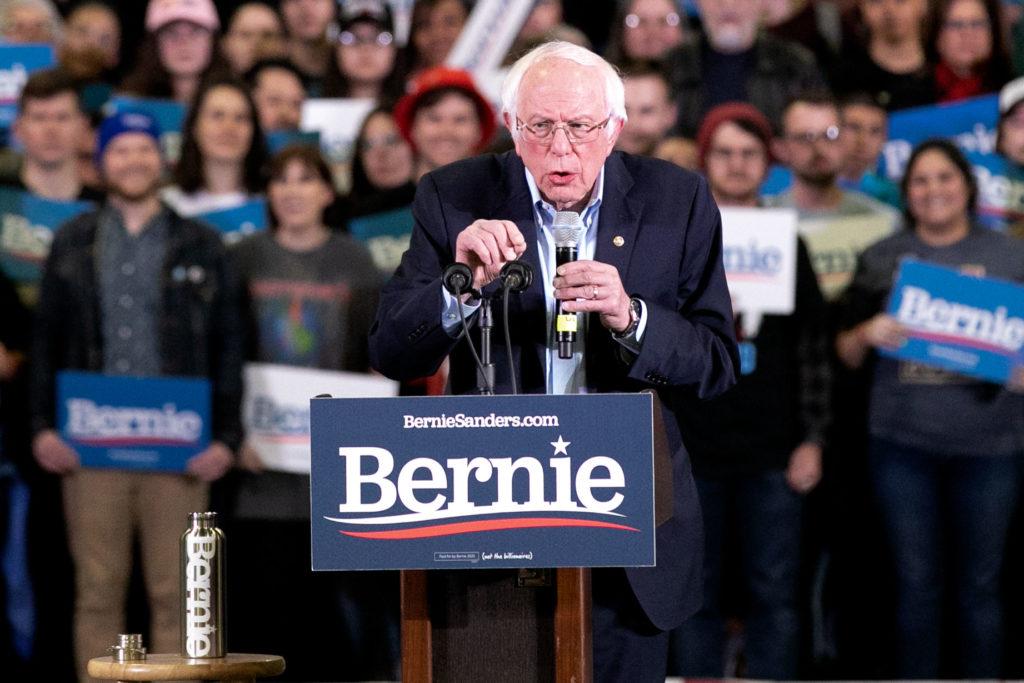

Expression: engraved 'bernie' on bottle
xmin=181 ymin=511 xmax=225 ymax=658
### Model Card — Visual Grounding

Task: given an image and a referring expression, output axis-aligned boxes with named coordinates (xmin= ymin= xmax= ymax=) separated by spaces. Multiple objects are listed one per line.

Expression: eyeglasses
xmin=338 ymin=30 xmax=393 ymax=47
xmin=942 ymin=18 xmax=989 ymax=32
xmin=515 ymin=117 xmax=611 ymax=144
xmin=363 ymin=133 xmax=404 ymax=150
xmin=624 ymin=12 xmax=681 ymax=29
xmin=707 ymin=147 xmax=765 ymax=162
xmin=785 ymin=126 xmax=841 ymax=146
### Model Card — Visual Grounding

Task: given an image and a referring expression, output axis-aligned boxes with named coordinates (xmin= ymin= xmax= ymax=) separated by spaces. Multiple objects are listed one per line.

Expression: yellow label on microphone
xmin=556 ymin=313 xmax=578 ymax=333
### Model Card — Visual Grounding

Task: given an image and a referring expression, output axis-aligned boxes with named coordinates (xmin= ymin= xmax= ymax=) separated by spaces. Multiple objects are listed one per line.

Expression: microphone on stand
xmin=499 ymin=261 xmax=534 ymax=395
xmin=552 ymin=211 xmax=584 ymax=359
xmin=442 ymin=262 xmax=492 ymax=394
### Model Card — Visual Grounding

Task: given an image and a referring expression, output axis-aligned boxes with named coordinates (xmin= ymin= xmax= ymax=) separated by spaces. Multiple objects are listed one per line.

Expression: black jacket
xmin=369 ymin=151 xmax=739 ymax=630
xmin=664 ymin=33 xmax=826 ymax=138
xmin=30 ymin=207 xmax=244 ymax=450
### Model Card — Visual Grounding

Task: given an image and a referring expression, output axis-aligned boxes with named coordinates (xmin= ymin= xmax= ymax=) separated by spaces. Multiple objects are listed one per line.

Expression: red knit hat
xmin=393 ymin=67 xmax=497 ymax=153
xmin=696 ymin=102 xmax=775 ymax=170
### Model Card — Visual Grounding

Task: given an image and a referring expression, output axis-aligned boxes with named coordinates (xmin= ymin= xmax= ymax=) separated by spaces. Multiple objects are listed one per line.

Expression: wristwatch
xmin=612 ymin=296 xmax=643 ymax=352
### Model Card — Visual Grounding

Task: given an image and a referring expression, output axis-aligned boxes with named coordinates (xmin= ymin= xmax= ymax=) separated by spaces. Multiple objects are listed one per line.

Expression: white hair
xmin=500 ymin=41 xmax=626 ymax=139
xmin=0 ymin=0 xmax=63 ymax=43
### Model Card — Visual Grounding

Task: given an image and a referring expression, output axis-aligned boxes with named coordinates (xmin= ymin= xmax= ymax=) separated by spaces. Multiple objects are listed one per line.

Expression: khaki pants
xmin=62 ymin=469 xmax=208 ymax=682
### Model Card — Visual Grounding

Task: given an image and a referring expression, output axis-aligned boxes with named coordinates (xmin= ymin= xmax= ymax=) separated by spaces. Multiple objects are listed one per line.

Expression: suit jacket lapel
xmin=594 ymin=153 xmax=640 ymax=283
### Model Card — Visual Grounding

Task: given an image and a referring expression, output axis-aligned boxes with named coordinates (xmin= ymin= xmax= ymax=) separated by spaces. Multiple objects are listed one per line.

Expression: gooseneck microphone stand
xmin=442 ymin=261 xmax=534 ymax=396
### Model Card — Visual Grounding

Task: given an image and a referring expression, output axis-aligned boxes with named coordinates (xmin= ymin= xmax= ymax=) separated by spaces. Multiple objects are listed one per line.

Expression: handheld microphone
xmin=552 ymin=211 xmax=584 ymax=359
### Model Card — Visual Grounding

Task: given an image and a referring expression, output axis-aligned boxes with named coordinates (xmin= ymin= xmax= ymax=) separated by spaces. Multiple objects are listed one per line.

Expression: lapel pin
xmin=612 ymin=235 xmax=625 ymax=247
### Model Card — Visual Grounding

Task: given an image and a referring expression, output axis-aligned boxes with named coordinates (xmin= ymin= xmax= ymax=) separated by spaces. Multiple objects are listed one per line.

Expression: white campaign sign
xmin=300 ymin=98 xmax=376 ymax=165
xmin=445 ymin=0 xmax=534 ymax=74
xmin=243 ymin=363 xmax=398 ymax=474
xmin=720 ymin=208 xmax=798 ymax=337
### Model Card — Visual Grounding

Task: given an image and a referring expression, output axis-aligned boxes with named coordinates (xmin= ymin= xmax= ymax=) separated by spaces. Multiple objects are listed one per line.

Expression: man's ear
xmin=605 ymin=117 xmax=625 ymax=148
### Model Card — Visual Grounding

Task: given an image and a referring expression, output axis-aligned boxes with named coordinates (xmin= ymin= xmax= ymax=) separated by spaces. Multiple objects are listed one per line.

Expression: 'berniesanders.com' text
xmin=402 ymin=413 xmax=560 ymax=429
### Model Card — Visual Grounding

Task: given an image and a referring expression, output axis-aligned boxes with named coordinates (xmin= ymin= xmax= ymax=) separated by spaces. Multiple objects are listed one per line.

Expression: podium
xmin=400 ymin=567 xmax=590 ymax=681
xmin=309 ymin=394 xmax=658 ymax=682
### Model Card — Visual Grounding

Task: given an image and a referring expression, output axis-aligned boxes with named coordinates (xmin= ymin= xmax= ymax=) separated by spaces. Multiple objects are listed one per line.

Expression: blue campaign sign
xmin=0 ymin=44 xmax=56 ymax=130
xmin=106 ymin=96 xmax=187 ymax=162
xmin=347 ymin=206 xmax=414 ymax=274
xmin=968 ymin=151 xmax=1024 ymax=232
xmin=196 ymin=199 xmax=267 ymax=246
xmin=882 ymin=95 xmax=998 ymax=181
xmin=884 ymin=260 xmax=1024 ymax=383
xmin=0 ymin=187 xmax=95 ymax=284
xmin=57 ymin=371 xmax=212 ymax=472
xmin=266 ymin=130 xmax=321 ymax=153
xmin=310 ymin=394 xmax=656 ymax=571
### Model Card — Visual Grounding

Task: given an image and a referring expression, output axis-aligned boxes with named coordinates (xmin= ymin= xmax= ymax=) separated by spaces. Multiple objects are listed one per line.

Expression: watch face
xmin=630 ymin=298 xmax=641 ymax=323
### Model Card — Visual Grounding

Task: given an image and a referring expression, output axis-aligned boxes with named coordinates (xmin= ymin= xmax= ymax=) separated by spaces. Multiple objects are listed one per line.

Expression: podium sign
xmin=311 ymin=394 xmax=656 ymax=571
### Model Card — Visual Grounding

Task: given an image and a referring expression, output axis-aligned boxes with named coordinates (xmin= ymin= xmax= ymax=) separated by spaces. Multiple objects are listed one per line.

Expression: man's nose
xmin=549 ymin=127 xmax=573 ymax=155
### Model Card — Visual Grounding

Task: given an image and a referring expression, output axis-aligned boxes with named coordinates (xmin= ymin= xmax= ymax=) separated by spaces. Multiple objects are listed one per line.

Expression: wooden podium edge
xmin=400 ymin=568 xmax=591 ymax=683
xmin=401 ymin=570 xmax=432 ymax=683
xmin=555 ymin=568 xmax=591 ymax=683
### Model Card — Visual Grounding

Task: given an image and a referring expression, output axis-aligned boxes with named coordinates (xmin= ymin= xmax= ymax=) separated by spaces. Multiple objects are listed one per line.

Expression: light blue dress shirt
xmin=441 ymin=166 xmax=645 ymax=394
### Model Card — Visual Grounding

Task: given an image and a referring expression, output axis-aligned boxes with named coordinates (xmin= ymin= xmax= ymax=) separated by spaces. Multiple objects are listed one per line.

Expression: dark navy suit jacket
xmin=369 ymin=150 xmax=738 ymax=630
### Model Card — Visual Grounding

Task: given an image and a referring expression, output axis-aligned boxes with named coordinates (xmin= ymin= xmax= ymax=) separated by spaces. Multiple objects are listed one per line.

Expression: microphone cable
xmin=499 ymin=261 xmax=533 ymax=396
xmin=443 ymin=263 xmax=490 ymax=394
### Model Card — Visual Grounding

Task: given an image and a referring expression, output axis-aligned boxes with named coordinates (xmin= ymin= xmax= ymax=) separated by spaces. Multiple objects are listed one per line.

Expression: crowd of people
xmin=0 ymin=0 xmax=1023 ymax=681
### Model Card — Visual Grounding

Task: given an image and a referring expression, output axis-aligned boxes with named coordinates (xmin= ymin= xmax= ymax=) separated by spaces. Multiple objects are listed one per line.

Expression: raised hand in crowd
xmin=237 ymin=440 xmax=265 ymax=473
xmin=32 ymin=429 xmax=80 ymax=475
xmin=185 ymin=440 xmax=235 ymax=482
xmin=0 ymin=341 xmax=23 ymax=381
xmin=785 ymin=441 xmax=823 ymax=494
xmin=836 ymin=312 xmax=906 ymax=369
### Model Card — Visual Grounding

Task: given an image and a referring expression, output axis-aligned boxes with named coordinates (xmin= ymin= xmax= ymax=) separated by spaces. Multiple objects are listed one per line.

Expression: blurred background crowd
xmin=1 ymin=0 xmax=1024 ymax=681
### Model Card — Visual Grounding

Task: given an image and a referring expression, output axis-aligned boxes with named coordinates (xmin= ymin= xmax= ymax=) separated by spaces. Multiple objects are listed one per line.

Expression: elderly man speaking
xmin=369 ymin=41 xmax=738 ymax=681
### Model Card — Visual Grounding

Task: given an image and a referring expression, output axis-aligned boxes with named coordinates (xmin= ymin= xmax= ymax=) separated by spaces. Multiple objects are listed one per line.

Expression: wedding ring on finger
xmin=590 ymin=285 xmax=599 ymax=300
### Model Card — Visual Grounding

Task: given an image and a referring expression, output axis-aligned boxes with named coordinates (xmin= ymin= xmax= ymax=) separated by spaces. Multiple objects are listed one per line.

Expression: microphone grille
xmin=552 ymin=211 xmax=584 ymax=248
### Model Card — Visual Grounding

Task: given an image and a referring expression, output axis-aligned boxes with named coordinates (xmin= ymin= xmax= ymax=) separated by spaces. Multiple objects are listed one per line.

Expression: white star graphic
xmin=550 ymin=435 xmax=571 ymax=456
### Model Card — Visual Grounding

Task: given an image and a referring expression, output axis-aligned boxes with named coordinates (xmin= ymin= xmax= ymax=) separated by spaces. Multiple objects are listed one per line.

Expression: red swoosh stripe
xmin=339 ymin=517 xmax=640 ymax=540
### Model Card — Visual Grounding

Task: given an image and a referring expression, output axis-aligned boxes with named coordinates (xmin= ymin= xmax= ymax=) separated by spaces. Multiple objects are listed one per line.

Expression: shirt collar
xmin=523 ymin=165 xmax=605 ymax=227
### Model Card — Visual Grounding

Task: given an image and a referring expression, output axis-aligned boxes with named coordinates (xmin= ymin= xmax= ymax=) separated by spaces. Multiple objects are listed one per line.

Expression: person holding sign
xmin=835 ymin=139 xmax=1024 ymax=679
xmin=120 ymin=0 xmax=227 ymax=106
xmin=163 ymin=75 xmax=269 ymax=217
xmin=4 ymin=69 xmax=103 ymax=203
xmin=29 ymin=110 xmax=243 ymax=682
xmin=393 ymin=66 xmax=497 ymax=182
xmin=771 ymin=92 xmax=899 ymax=301
xmin=369 ymin=41 xmax=738 ymax=682
xmin=670 ymin=102 xmax=830 ymax=679
xmin=230 ymin=144 xmax=387 ymax=681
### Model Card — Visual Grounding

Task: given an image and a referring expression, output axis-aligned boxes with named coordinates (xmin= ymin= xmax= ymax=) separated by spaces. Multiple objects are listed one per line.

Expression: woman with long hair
xmin=322 ymin=1 xmax=405 ymax=104
xmin=337 ymin=106 xmax=415 ymax=221
xmin=836 ymin=138 xmax=1024 ymax=678
xmin=229 ymin=144 xmax=391 ymax=681
xmin=120 ymin=0 xmax=228 ymax=105
xmin=163 ymin=75 xmax=269 ymax=216
xmin=398 ymin=0 xmax=470 ymax=78
xmin=831 ymin=0 xmax=937 ymax=111
xmin=929 ymin=0 xmax=1012 ymax=102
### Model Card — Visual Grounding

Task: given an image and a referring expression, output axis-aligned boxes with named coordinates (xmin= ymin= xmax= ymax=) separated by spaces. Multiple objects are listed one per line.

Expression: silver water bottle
xmin=180 ymin=511 xmax=225 ymax=658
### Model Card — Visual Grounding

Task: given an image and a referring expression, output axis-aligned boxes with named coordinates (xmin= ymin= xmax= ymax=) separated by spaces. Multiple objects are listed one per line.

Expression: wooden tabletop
xmin=87 ymin=653 xmax=285 ymax=681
